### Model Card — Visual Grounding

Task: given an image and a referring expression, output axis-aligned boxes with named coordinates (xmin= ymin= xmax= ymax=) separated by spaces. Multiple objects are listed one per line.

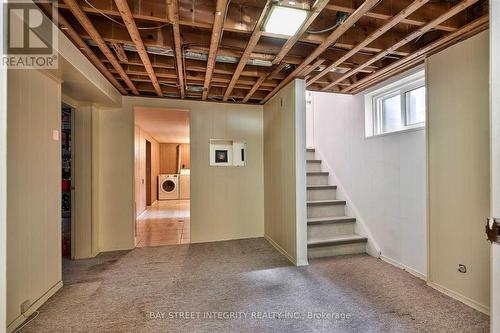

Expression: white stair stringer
xmin=305 ymin=148 xmax=371 ymax=259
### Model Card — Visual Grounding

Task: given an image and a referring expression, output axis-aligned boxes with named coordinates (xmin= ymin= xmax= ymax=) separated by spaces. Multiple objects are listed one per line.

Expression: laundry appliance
xmin=158 ymin=174 xmax=179 ymax=200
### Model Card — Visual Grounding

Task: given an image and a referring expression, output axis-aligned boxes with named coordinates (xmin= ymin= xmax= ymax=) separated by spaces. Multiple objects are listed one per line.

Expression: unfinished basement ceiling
xmin=38 ymin=0 xmax=488 ymax=103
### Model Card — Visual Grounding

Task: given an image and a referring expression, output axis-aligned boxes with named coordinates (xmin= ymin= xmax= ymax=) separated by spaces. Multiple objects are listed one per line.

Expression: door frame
xmin=145 ymin=140 xmax=152 ymax=206
xmin=490 ymin=1 xmax=500 ymax=330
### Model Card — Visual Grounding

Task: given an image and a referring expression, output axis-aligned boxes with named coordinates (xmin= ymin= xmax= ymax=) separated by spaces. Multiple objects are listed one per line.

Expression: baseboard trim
xmin=7 ymin=280 xmax=63 ymax=333
xmin=379 ymin=255 xmax=426 ymax=281
xmin=264 ymin=235 xmax=297 ymax=266
xmin=427 ymin=281 xmax=490 ymax=315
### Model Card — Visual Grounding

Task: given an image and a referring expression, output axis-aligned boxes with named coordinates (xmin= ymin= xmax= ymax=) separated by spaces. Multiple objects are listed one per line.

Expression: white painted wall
xmin=6 ymin=70 xmax=63 ymax=331
xmin=427 ymin=31 xmax=490 ymax=314
xmin=93 ymin=97 xmax=264 ymax=252
xmin=490 ymin=1 xmax=500 ymax=330
xmin=72 ymin=104 xmax=95 ymax=259
xmin=310 ymin=70 xmax=427 ymax=277
xmin=263 ymin=80 xmax=307 ymax=266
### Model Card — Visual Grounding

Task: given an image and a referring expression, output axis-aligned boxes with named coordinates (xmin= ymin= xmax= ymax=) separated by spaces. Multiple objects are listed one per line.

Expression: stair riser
xmin=307 ymin=175 xmax=329 ymax=185
xmin=307 ymin=204 xmax=345 ymax=218
xmin=308 ymin=242 xmax=367 ymax=259
xmin=306 ymin=151 xmax=315 ymax=160
xmin=307 ymin=163 xmax=322 ymax=172
xmin=307 ymin=189 xmax=336 ymax=201
xmin=308 ymin=222 xmax=355 ymax=241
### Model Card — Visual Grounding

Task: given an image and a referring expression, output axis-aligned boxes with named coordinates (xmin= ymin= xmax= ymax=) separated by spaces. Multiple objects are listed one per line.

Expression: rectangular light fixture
xmin=263 ymin=5 xmax=308 ymax=36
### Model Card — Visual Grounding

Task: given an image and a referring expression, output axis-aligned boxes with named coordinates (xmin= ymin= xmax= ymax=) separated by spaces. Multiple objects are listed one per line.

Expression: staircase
xmin=306 ymin=148 xmax=367 ymax=259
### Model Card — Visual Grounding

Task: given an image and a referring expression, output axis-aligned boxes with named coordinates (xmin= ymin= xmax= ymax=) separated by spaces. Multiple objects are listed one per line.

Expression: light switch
xmin=52 ymin=130 xmax=59 ymax=141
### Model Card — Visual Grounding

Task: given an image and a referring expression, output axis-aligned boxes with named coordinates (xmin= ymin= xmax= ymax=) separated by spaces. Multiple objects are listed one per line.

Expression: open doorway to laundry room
xmin=134 ymin=107 xmax=190 ymax=247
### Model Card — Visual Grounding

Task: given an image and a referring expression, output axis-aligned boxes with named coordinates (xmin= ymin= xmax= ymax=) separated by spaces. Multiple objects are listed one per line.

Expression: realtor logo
xmin=2 ymin=0 xmax=58 ymax=68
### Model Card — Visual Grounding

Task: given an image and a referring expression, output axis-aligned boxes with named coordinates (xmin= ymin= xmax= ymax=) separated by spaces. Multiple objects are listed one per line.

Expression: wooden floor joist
xmin=62 ymin=0 xmax=139 ymax=95
xmin=307 ymin=0 xmax=429 ymax=87
xmin=321 ymin=0 xmax=480 ymax=92
xmin=40 ymin=4 xmax=127 ymax=95
xmin=202 ymin=0 xmax=230 ymax=100
xmin=261 ymin=0 xmax=381 ymax=104
xmin=115 ymin=0 xmax=163 ymax=97
xmin=223 ymin=0 xmax=272 ymax=101
xmin=167 ymin=0 xmax=185 ymax=98
xmin=272 ymin=0 xmax=331 ymax=66
xmin=324 ymin=4 xmax=458 ymax=32
xmin=346 ymin=15 xmax=489 ymax=94
xmin=46 ymin=0 xmax=487 ymax=103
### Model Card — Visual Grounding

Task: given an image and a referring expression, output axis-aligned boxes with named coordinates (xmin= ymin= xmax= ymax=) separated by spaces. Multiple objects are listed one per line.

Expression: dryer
xmin=158 ymin=174 xmax=179 ymax=200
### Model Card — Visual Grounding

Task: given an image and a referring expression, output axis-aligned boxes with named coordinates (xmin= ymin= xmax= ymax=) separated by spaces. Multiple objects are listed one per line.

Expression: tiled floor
xmin=136 ymin=200 xmax=190 ymax=247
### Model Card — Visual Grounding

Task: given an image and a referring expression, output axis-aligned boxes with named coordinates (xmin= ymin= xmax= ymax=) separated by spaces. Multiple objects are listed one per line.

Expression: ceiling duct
xmin=85 ymin=40 xmax=272 ymax=67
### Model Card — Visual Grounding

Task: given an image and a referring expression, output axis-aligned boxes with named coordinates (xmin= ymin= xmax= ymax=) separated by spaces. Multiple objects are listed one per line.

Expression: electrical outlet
xmin=458 ymin=264 xmax=467 ymax=273
xmin=21 ymin=300 xmax=31 ymax=314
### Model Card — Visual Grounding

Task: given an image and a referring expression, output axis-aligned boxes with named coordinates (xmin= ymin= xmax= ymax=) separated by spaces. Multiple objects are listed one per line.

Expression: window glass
xmin=364 ymin=70 xmax=426 ymax=137
xmin=405 ymin=86 xmax=426 ymax=125
xmin=381 ymin=94 xmax=402 ymax=133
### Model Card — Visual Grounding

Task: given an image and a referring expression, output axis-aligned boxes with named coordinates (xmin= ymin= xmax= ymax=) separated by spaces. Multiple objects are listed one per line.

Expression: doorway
xmin=134 ymin=107 xmax=191 ymax=247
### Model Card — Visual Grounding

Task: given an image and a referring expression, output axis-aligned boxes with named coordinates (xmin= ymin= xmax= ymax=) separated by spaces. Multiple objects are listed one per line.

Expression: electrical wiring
xmin=83 ymin=0 xmax=169 ymax=30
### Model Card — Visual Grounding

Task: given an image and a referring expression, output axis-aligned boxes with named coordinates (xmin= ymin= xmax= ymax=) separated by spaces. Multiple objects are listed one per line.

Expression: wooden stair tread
xmin=307 ymin=185 xmax=337 ymax=190
xmin=308 ymin=234 xmax=367 ymax=248
xmin=306 ymin=159 xmax=322 ymax=163
xmin=307 ymin=200 xmax=346 ymax=206
xmin=306 ymin=148 xmax=315 ymax=152
xmin=307 ymin=216 xmax=356 ymax=225
xmin=307 ymin=171 xmax=329 ymax=176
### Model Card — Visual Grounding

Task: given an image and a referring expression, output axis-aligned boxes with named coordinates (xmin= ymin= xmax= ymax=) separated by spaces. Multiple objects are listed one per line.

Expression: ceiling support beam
xmin=298 ymin=58 xmax=325 ymax=79
xmin=40 ymin=4 xmax=127 ymax=95
xmin=223 ymin=0 xmax=272 ymax=101
xmin=325 ymin=4 xmax=457 ymax=32
xmin=62 ymin=0 xmax=139 ymax=95
xmin=114 ymin=0 xmax=163 ymax=97
xmin=307 ymin=0 xmax=429 ymax=87
xmin=345 ymin=15 xmax=489 ymax=94
xmin=202 ymin=0 xmax=230 ymax=100
xmin=167 ymin=0 xmax=185 ymax=98
xmin=242 ymin=63 xmax=287 ymax=103
xmin=320 ymin=0 xmax=480 ymax=92
xmin=261 ymin=0 xmax=381 ymax=104
xmin=272 ymin=0 xmax=331 ymax=65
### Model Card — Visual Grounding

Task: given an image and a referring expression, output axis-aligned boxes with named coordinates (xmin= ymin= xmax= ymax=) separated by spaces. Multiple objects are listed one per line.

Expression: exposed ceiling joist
xmin=56 ymin=2 xmax=416 ymax=58
xmin=307 ymin=0 xmax=429 ymax=87
xmin=39 ymin=3 xmax=127 ymax=95
xmin=223 ymin=0 xmax=272 ymax=101
xmin=272 ymin=0 xmax=331 ymax=65
xmin=114 ymin=0 xmax=163 ymax=96
xmin=320 ymin=0 xmax=480 ymax=92
xmin=324 ymin=4 xmax=458 ymax=32
xmin=166 ymin=0 xmax=185 ymax=98
xmin=46 ymin=0 xmax=487 ymax=103
xmin=346 ymin=15 xmax=489 ymax=94
xmin=261 ymin=0 xmax=382 ymax=104
xmin=62 ymin=0 xmax=139 ymax=95
xmin=202 ymin=0 xmax=230 ymax=100
xmin=299 ymin=58 xmax=325 ymax=79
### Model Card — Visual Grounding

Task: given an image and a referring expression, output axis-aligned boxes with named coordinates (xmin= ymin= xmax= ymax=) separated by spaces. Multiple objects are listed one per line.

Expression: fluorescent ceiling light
xmin=263 ymin=5 xmax=308 ymax=36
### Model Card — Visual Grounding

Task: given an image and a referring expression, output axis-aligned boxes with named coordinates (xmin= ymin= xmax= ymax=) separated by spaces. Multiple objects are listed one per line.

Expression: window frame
xmin=364 ymin=70 xmax=426 ymax=138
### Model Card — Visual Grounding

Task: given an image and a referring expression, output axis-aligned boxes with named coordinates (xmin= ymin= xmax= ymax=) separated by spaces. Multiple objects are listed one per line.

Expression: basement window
xmin=364 ymin=70 xmax=426 ymax=137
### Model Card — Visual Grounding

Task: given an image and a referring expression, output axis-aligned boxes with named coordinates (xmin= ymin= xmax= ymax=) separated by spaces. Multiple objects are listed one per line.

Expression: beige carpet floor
xmin=20 ymin=238 xmax=488 ymax=332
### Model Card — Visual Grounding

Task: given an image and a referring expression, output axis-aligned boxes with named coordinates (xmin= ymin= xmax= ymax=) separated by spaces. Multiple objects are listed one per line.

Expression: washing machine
xmin=158 ymin=174 xmax=179 ymax=200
